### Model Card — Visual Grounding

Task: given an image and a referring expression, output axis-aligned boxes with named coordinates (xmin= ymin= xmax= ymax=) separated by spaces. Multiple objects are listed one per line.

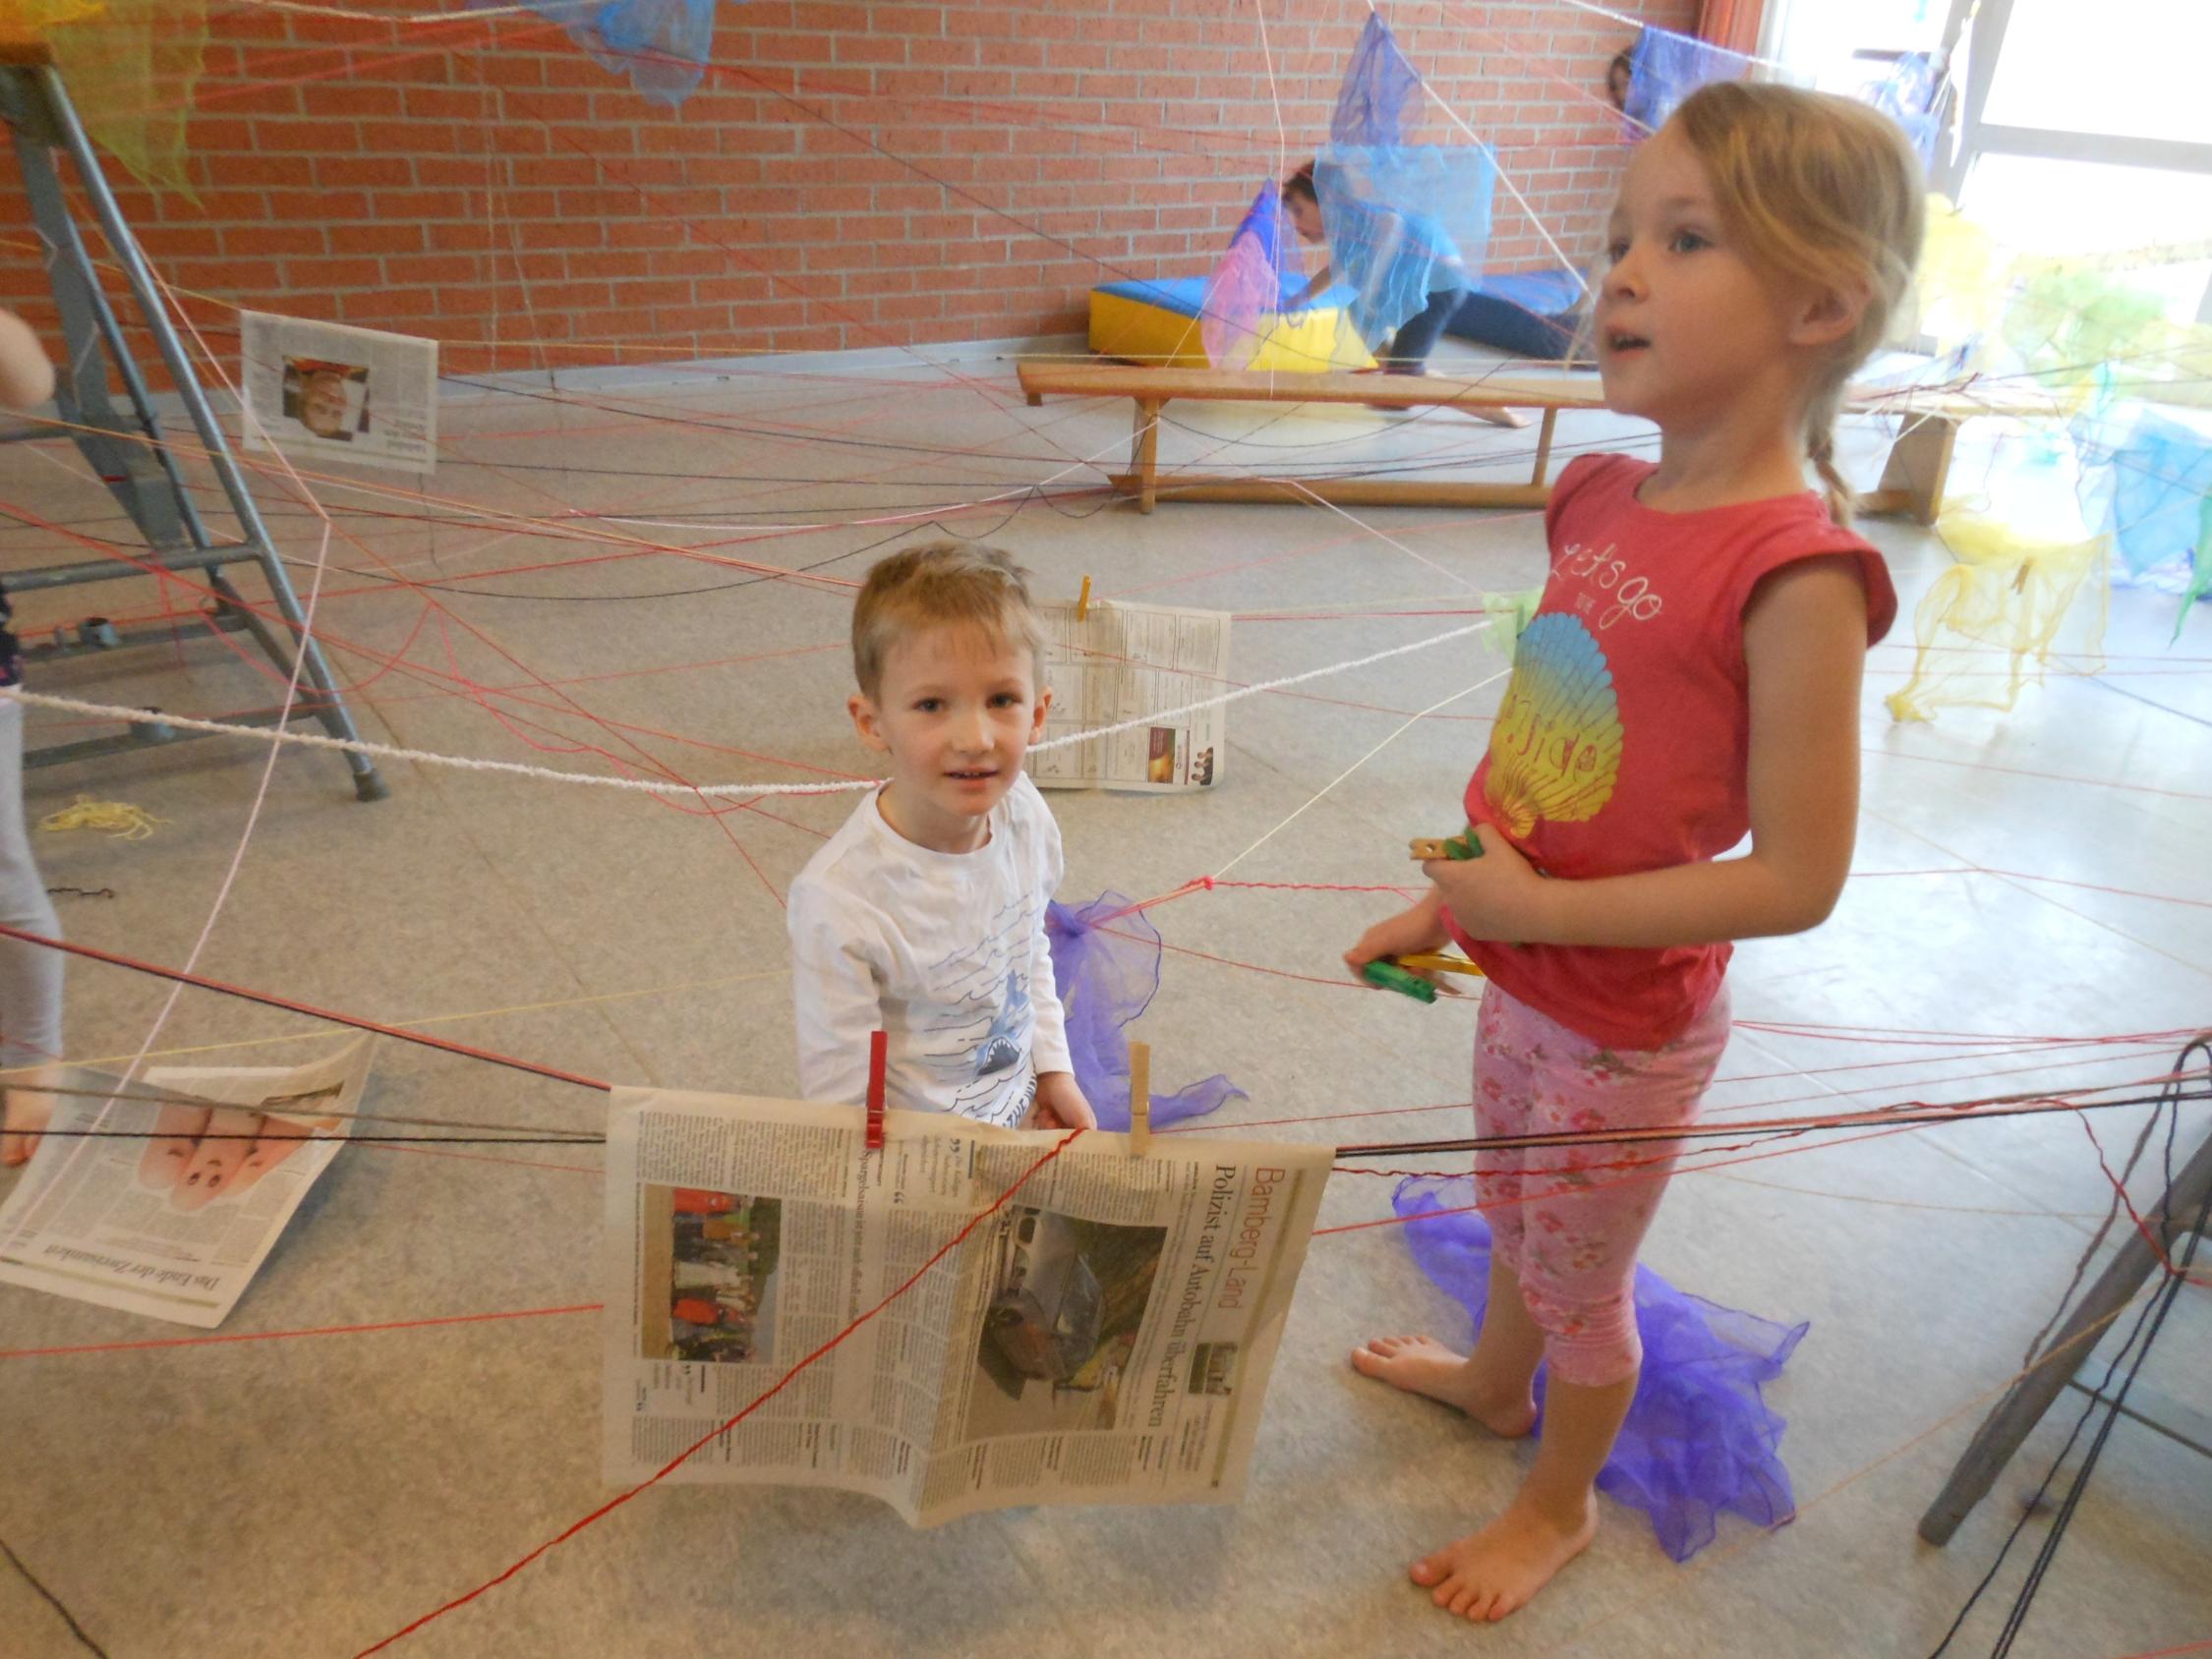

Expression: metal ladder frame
xmin=0 ymin=45 xmax=386 ymax=801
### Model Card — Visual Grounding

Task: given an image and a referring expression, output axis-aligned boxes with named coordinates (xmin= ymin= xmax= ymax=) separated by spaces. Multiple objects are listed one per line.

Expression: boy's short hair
xmin=851 ymin=541 xmax=1047 ymax=698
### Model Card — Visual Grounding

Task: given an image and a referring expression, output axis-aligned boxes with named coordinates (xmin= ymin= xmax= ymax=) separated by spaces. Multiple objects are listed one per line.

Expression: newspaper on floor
xmin=0 ymin=1038 xmax=375 ymax=1329
xmin=239 ymin=310 xmax=438 ymax=473
xmin=1028 ymin=598 xmax=1230 ymax=791
xmin=603 ymin=1089 xmax=1328 ymax=1523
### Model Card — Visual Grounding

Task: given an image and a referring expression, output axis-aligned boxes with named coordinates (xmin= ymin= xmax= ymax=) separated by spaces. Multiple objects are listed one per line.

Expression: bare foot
xmin=1472 ymin=406 xmax=1532 ymax=429
xmin=2 ymin=1082 xmax=55 ymax=1167
xmin=1410 ymin=1492 xmax=1599 ymax=1622
xmin=1350 ymin=1334 xmax=1538 ymax=1438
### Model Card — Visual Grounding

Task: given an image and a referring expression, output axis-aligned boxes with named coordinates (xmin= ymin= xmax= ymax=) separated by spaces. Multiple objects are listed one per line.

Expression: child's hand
xmin=1343 ymin=893 xmax=1451 ymax=984
xmin=1422 ymin=824 xmax=1547 ymax=942
xmin=1029 ymin=1071 xmax=1096 ymax=1133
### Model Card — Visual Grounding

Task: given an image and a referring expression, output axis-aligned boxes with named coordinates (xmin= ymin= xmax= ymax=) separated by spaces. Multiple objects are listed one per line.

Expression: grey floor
xmin=1 ymin=340 xmax=2206 ymax=1658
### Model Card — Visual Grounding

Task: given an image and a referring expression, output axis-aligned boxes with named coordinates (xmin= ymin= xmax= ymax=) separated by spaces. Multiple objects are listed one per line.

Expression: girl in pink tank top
xmin=1343 ymin=85 xmax=1927 ymax=1624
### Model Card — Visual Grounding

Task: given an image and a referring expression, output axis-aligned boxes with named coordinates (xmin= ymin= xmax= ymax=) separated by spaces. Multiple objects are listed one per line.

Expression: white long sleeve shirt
xmin=786 ymin=774 xmax=1073 ymax=1127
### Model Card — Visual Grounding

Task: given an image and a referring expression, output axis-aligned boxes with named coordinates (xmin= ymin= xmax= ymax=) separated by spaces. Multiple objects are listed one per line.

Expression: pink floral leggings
xmin=1474 ymin=982 xmax=1732 ymax=1388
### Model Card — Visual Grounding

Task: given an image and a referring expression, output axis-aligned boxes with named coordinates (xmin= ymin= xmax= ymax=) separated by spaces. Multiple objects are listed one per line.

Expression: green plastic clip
xmin=1362 ymin=959 xmax=1438 ymax=1003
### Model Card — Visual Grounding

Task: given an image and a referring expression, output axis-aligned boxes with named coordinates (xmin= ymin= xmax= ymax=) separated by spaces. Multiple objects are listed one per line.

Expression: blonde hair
xmin=1668 ymin=82 xmax=1926 ymax=522
xmin=850 ymin=541 xmax=1045 ymax=698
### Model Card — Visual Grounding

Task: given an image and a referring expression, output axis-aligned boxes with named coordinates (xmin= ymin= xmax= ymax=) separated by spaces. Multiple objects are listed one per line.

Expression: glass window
xmin=1960 ymin=153 xmax=2212 ymax=322
xmin=1980 ymin=0 xmax=2212 ymax=146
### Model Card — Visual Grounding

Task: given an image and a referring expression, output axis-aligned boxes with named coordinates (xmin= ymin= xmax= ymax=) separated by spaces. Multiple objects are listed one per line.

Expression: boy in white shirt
xmin=786 ymin=543 xmax=1095 ymax=1132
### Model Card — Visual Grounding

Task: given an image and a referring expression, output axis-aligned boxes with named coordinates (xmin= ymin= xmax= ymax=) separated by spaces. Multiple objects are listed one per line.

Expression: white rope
xmin=223 ymin=0 xmax=580 ymax=23
xmin=5 ymin=613 xmax=1496 ymax=800
xmin=1366 ymin=0 xmax=1593 ymax=296
xmin=1211 ymin=660 xmax=1508 ymax=879
xmin=1409 ymin=78 xmax=1592 ymax=298
xmin=1554 ymin=0 xmax=1794 ymax=74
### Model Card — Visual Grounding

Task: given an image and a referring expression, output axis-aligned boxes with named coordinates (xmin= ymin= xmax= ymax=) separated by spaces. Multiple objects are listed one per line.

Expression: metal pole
xmin=29 ymin=63 xmax=387 ymax=800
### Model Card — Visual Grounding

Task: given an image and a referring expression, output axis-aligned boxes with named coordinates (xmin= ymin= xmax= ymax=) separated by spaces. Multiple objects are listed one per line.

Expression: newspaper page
xmin=0 ymin=1039 xmax=375 ymax=1329
xmin=1028 ymin=599 xmax=1230 ymax=792
xmin=239 ymin=311 xmax=437 ymax=473
xmin=603 ymin=1091 xmax=1328 ymax=1524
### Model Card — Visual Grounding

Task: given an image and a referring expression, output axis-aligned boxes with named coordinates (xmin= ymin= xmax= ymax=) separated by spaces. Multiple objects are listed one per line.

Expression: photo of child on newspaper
xmin=963 ymin=1206 xmax=1165 ymax=1439
xmin=639 ymin=1186 xmax=783 ymax=1366
xmin=281 ymin=357 xmax=370 ymax=442
xmin=135 ymin=1079 xmax=344 ymax=1215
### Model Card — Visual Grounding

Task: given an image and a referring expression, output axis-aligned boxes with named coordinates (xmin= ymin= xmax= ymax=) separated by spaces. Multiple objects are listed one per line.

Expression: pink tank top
xmin=1449 ymin=453 xmax=1897 ymax=1049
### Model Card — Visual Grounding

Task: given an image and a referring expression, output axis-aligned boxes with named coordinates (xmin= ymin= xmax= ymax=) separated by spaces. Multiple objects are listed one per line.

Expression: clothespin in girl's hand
xmin=1127 ymin=1041 xmax=1151 ymax=1157
xmin=865 ymin=1030 xmax=888 ymax=1151
xmin=1076 ymin=575 xmax=1092 ymax=622
xmin=1407 ymin=826 xmax=1525 ymax=951
xmin=1360 ymin=958 xmax=1472 ymax=1003
xmin=1394 ymin=951 xmax=1485 ymax=982
xmin=1408 ymin=826 xmax=1483 ymax=862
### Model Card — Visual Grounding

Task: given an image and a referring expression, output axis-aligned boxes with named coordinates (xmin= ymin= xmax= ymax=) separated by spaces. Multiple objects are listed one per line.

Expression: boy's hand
xmin=1028 ymin=1071 xmax=1096 ymax=1133
xmin=1422 ymin=824 xmax=1547 ymax=942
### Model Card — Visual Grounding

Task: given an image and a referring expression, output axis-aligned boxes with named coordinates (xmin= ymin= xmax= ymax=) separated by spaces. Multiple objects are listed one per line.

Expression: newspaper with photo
xmin=603 ymin=1089 xmax=1328 ymax=1523
xmin=239 ymin=310 xmax=438 ymax=474
xmin=0 ymin=1038 xmax=375 ymax=1328
xmin=1028 ymin=599 xmax=1230 ymax=792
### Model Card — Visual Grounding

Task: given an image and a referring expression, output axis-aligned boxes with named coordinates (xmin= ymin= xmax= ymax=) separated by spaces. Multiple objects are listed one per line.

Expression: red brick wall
xmin=1 ymin=2 xmax=1690 ymax=374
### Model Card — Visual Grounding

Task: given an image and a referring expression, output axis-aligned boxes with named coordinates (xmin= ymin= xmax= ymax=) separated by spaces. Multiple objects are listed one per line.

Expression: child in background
xmin=1344 ymin=84 xmax=1923 ymax=1621
xmin=0 ymin=306 xmax=64 ymax=1168
xmin=1280 ymin=160 xmax=1527 ymax=427
xmin=787 ymin=543 xmax=1094 ymax=1133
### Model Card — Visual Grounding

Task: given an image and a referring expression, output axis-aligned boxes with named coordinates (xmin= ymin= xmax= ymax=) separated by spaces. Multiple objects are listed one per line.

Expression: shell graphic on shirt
xmin=1482 ymin=612 xmax=1623 ymax=838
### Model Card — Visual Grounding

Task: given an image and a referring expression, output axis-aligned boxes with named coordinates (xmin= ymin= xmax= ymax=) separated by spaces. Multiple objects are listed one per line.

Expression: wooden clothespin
xmin=864 ymin=1029 xmax=888 ymax=1151
xmin=1127 ymin=1040 xmax=1151 ymax=1158
xmin=1394 ymin=951 xmax=1486 ymax=980
xmin=1076 ymin=575 xmax=1092 ymax=622
xmin=1407 ymin=828 xmax=1528 ymax=950
xmin=1409 ymin=827 xmax=1483 ymax=862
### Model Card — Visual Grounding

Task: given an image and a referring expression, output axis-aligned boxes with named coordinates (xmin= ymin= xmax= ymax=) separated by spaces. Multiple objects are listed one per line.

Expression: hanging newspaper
xmin=239 ymin=311 xmax=437 ymax=473
xmin=603 ymin=1089 xmax=1328 ymax=1523
xmin=0 ymin=1038 xmax=375 ymax=1328
xmin=1028 ymin=599 xmax=1230 ymax=791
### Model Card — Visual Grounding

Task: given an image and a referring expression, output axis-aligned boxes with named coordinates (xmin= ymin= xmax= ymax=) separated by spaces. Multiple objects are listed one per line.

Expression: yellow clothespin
xmin=1394 ymin=952 xmax=1486 ymax=980
xmin=1128 ymin=1040 xmax=1150 ymax=1157
xmin=1076 ymin=575 xmax=1092 ymax=622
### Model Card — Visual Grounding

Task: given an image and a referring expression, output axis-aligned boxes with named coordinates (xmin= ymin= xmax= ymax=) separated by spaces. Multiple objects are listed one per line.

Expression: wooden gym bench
xmin=1016 ymin=361 xmax=2057 ymax=524
xmin=1018 ymin=363 xmax=1599 ymax=513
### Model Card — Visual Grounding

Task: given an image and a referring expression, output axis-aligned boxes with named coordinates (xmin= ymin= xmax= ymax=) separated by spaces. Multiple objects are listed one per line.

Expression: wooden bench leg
xmin=1132 ymin=396 xmax=1161 ymax=514
xmin=1532 ymin=406 xmax=1557 ymax=487
xmin=1873 ymin=414 xmax=1958 ymax=526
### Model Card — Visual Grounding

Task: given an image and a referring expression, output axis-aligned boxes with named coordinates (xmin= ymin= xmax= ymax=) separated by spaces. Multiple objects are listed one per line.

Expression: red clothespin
xmin=865 ymin=1029 xmax=888 ymax=1151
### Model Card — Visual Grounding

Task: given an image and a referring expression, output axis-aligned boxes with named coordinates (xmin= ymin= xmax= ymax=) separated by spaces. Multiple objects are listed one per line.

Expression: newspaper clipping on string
xmin=0 ymin=1039 xmax=375 ymax=1329
xmin=603 ymin=1090 xmax=1329 ymax=1523
xmin=239 ymin=310 xmax=438 ymax=474
xmin=1028 ymin=599 xmax=1231 ymax=792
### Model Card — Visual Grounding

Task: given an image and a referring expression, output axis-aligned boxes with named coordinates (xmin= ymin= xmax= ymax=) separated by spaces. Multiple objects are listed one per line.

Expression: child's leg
xmin=1410 ymin=987 xmax=1733 ymax=1623
xmin=0 ymin=698 xmax=61 ymax=1168
xmin=1352 ymin=988 xmax=1546 ymax=1434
